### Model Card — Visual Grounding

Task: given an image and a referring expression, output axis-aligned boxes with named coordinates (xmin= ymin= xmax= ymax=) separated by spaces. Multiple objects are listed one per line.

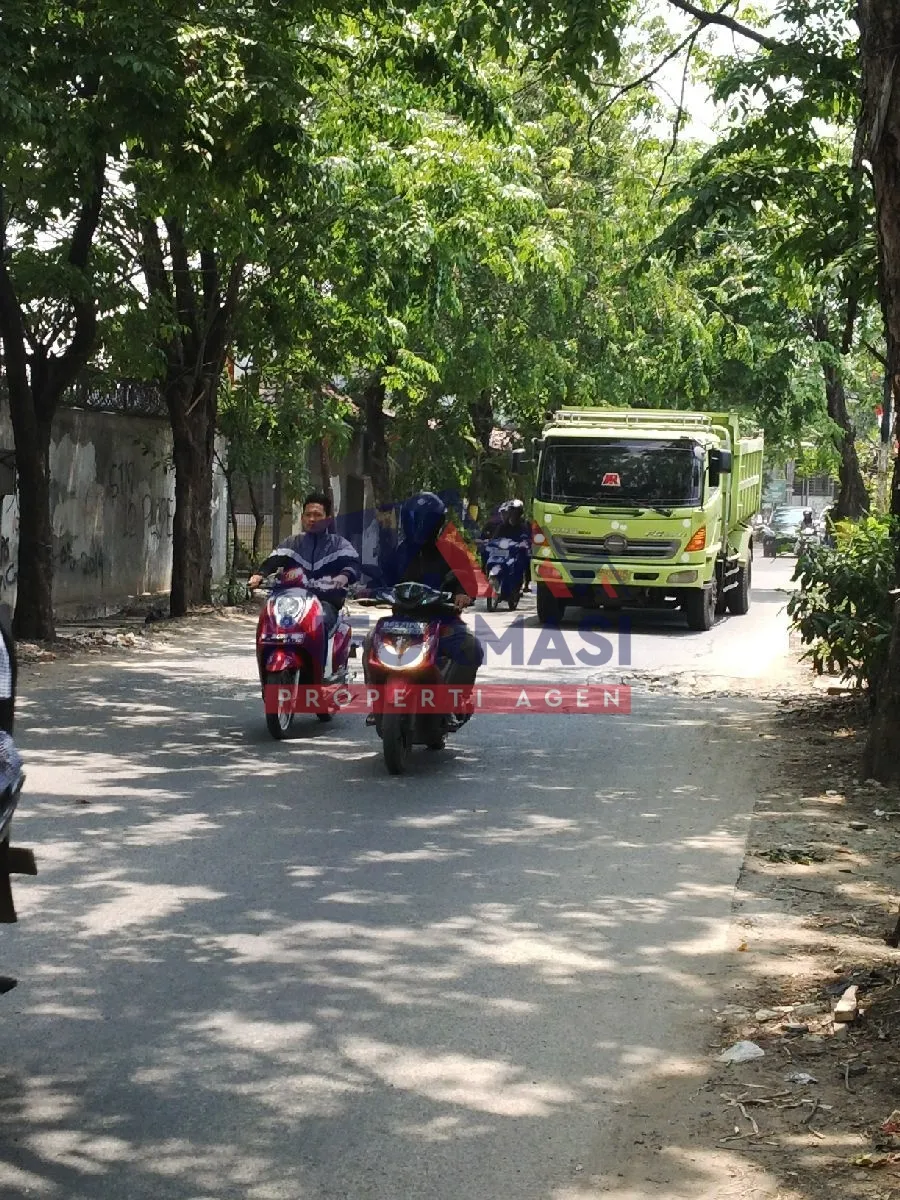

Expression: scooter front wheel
xmin=382 ymin=714 xmax=411 ymax=775
xmin=265 ymin=670 xmax=297 ymax=739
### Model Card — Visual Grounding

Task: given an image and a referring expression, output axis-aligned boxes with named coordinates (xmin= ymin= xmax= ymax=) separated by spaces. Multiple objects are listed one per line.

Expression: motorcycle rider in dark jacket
xmin=248 ymin=492 xmax=360 ymax=632
xmin=480 ymin=498 xmax=531 ymax=591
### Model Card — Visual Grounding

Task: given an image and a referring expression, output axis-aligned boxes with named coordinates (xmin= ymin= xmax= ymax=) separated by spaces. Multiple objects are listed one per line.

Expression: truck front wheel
xmin=683 ymin=583 xmax=717 ymax=632
xmin=726 ymin=561 xmax=751 ymax=615
xmin=536 ymin=584 xmax=567 ymax=625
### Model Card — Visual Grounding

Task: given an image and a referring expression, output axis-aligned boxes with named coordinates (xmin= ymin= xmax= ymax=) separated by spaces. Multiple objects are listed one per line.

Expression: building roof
xmin=489 ymin=427 xmax=522 ymax=450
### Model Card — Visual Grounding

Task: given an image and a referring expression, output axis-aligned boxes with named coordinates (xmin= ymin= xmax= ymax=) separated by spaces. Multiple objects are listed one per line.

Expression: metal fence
xmin=0 ymin=376 xmax=168 ymax=418
xmin=226 ymin=513 xmax=275 ymax=572
xmin=60 ymin=378 xmax=168 ymax=417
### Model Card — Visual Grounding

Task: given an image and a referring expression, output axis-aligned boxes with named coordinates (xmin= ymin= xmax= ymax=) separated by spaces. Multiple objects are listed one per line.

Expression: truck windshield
xmin=538 ymin=438 xmax=704 ymax=507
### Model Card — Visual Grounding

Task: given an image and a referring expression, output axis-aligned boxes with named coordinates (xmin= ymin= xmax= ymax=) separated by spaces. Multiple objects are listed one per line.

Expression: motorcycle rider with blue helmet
xmin=362 ymin=492 xmax=484 ymax=716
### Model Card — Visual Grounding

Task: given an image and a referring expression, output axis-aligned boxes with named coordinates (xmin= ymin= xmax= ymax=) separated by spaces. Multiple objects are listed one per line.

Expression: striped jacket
xmin=257 ymin=529 xmax=360 ymax=605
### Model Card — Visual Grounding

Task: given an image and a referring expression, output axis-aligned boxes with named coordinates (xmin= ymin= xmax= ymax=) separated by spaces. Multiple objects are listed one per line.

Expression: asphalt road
xmin=0 ymin=560 xmax=798 ymax=1199
xmin=453 ymin=555 xmax=797 ymax=685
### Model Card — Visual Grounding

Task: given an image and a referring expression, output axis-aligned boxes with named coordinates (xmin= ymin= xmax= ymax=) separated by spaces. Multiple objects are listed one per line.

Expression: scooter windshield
xmin=392 ymin=581 xmax=446 ymax=607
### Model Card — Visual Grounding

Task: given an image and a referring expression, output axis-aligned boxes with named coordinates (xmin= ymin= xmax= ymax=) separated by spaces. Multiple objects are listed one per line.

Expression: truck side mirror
xmin=708 ymin=448 xmax=732 ymax=488
xmin=509 ymin=448 xmax=526 ymax=475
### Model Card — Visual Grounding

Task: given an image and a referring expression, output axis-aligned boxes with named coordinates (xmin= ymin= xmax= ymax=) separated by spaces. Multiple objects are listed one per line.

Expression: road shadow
xmin=0 ymin=653 xmax=813 ymax=1199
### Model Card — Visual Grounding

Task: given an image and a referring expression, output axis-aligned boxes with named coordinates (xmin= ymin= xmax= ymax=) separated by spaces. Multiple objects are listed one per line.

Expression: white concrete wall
xmin=0 ymin=407 xmax=230 ymax=618
xmin=48 ymin=410 xmax=175 ymax=615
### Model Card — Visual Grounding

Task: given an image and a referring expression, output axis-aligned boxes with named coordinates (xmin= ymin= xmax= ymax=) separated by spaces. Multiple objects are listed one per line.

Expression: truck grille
xmin=554 ymin=535 xmax=681 ymax=560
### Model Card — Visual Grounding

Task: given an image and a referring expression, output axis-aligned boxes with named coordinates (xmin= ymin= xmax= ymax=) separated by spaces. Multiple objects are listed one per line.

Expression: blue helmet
xmin=400 ymin=491 xmax=447 ymax=548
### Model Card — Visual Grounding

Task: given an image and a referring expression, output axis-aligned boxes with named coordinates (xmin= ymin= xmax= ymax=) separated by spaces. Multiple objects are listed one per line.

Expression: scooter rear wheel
xmin=382 ymin=715 xmax=411 ymax=774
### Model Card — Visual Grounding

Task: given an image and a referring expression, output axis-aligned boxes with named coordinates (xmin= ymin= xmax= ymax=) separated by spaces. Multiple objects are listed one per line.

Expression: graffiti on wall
xmin=144 ymin=495 xmax=174 ymax=543
xmin=0 ymin=535 xmax=16 ymax=593
xmin=58 ymin=538 xmax=106 ymax=580
xmin=0 ymin=497 xmax=19 ymax=596
xmin=109 ymin=460 xmax=174 ymax=543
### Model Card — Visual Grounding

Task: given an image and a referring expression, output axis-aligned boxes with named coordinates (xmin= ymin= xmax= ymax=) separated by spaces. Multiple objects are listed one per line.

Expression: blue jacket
xmin=257 ymin=528 xmax=360 ymax=606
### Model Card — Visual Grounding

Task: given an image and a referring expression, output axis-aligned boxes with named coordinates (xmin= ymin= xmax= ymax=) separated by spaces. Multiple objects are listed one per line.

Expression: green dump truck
xmin=527 ymin=408 xmax=764 ymax=630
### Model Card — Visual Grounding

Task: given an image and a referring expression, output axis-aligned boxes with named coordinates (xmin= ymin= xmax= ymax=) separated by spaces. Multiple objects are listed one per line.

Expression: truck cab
xmin=528 ymin=409 xmax=764 ymax=630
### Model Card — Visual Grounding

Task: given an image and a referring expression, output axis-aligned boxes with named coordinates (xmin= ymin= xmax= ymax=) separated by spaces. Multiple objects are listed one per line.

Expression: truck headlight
xmin=668 ymin=570 xmax=698 ymax=585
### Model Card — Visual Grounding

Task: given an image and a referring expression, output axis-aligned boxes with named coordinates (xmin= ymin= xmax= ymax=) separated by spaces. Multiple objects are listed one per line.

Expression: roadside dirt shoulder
xmin=593 ymin=691 xmax=900 ymax=1200
xmin=13 ymin=603 xmax=260 ymax=668
xmin=698 ymin=692 xmax=900 ymax=1200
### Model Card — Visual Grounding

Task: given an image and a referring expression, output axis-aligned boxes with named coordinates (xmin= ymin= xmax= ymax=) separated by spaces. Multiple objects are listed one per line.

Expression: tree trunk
xmin=7 ymin=401 xmax=54 ymax=640
xmin=823 ymin=359 xmax=869 ymax=519
xmin=363 ymin=371 xmax=391 ymax=507
xmin=137 ymin=219 xmax=245 ymax=619
xmin=857 ymin=1 xmax=900 ymax=779
xmin=362 ymin=370 xmax=396 ymax=576
xmin=224 ymin=465 xmax=240 ymax=587
xmin=167 ymin=377 xmax=215 ymax=615
xmin=889 ymin=373 xmax=900 ymax=532
xmin=319 ymin=439 xmax=334 ymax=509
xmin=814 ymin=312 xmax=869 ymax=520
xmin=863 ymin=597 xmax=900 ymax=780
xmin=247 ymin=477 xmax=263 ymax=562
xmin=0 ymin=166 xmax=104 ymax=640
xmin=467 ymin=388 xmax=494 ymax=515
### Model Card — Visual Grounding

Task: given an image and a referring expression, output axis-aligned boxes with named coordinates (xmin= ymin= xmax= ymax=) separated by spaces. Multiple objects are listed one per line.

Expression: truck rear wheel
xmin=683 ymin=583 xmax=717 ymax=632
xmin=726 ymin=561 xmax=751 ymax=615
xmin=536 ymin=584 xmax=566 ymax=625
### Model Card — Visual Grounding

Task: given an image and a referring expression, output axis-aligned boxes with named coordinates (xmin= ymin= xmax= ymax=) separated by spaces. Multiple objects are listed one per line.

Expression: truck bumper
xmin=534 ymin=558 xmax=710 ymax=597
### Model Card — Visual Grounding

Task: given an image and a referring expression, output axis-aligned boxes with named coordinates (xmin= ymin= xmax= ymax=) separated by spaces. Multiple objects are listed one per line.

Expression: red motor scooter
xmin=366 ymin=581 xmax=471 ymax=774
xmin=255 ymin=567 xmax=353 ymax=739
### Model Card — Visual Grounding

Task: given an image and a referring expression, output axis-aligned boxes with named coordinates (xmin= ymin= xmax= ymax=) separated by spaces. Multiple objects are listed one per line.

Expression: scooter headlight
xmin=372 ymin=627 xmax=434 ymax=670
xmin=272 ymin=594 xmax=306 ymax=626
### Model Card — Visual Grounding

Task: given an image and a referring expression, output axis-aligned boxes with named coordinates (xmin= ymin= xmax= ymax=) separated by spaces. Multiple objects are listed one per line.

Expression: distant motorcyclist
xmin=363 ymin=492 xmax=484 ymax=718
xmin=794 ymin=507 xmax=820 ymax=557
xmin=495 ymin=499 xmax=529 ymax=538
xmin=480 ymin=499 xmax=532 ymax=591
xmin=248 ymin=492 xmax=360 ymax=633
xmin=480 ymin=499 xmax=526 ymax=540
